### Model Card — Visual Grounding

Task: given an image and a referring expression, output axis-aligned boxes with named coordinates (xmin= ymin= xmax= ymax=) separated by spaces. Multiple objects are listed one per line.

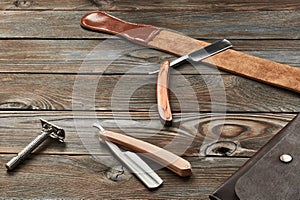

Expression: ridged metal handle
xmin=5 ymin=131 xmax=49 ymax=171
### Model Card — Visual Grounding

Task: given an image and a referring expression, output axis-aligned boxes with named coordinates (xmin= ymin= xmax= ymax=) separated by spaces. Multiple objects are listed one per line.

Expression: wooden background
xmin=0 ymin=0 xmax=299 ymax=199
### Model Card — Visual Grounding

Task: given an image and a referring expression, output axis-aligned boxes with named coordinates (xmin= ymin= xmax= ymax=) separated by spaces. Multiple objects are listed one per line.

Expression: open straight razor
xmin=149 ymin=39 xmax=232 ymax=74
xmin=156 ymin=39 xmax=232 ymax=126
xmin=93 ymin=124 xmax=163 ymax=189
xmin=93 ymin=124 xmax=192 ymax=177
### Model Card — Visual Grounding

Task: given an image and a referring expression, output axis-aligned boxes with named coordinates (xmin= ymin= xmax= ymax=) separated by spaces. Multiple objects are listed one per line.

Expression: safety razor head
xmin=40 ymin=118 xmax=65 ymax=142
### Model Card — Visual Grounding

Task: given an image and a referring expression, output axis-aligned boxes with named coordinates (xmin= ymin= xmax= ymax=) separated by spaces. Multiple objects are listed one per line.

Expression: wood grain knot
xmin=14 ymin=0 xmax=32 ymax=8
xmin=105 ymin=165 xmax=132 ymax=182
xmin=212 ymin=124 xmax=247 ymax=138
xmin=204 ymin=141 xmax=237 ymax=156
xmin=0 ymin=101 xmax=33 ymax=109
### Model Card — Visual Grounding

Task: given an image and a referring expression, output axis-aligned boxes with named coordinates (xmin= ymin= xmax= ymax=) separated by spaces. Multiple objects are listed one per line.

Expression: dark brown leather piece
xmin=80 ymin=11 xmax=161 ymax=45
xmin=209 ymin=114 xmax=300 ymax=200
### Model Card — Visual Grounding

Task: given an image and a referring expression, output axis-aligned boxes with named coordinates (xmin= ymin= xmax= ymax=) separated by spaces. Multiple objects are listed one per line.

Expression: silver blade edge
xmin=148 ymin=39 xmax=232 ymax=74
xmin=93 ymin=123 xmax=163 ymax=189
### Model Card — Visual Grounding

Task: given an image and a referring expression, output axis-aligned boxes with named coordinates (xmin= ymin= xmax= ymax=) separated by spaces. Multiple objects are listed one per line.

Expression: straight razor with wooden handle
xmin=93 ymin=124 xmax=192 ymax=177
xmin=81 ymin=11 xmax=300 ymax=93
xmin=156 ymin=40 xmax=232 ymax=126
xmin=93 ymin=124 xmax=163 ymax=189
xmin=157 ymin=60 xmax=172 ymax=126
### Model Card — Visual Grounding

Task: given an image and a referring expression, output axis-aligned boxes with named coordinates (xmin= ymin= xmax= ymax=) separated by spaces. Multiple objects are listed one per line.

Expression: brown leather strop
xmin=81 ymin=11 xmax=300 ymax=93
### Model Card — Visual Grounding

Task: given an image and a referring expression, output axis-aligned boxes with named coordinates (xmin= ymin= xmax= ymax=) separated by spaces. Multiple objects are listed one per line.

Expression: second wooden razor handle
xmin=157 ymin=60 xmax=172 ymax=126
xmin=99 ymin=130 xmax=192 ymax=177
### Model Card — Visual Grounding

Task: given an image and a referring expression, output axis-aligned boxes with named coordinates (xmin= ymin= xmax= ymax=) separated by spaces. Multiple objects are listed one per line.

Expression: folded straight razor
xmin=93 ymin=124 xmax=163 ymax=189
xmin=81 ymin=11 xmax=300 ymax=93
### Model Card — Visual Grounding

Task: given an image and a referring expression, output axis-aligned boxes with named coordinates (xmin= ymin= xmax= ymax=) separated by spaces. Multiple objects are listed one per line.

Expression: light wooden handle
xmin=99 ymin=130 xmax=192 ymax=177
xmin=157 ymin=60 xmax=172 ymax=126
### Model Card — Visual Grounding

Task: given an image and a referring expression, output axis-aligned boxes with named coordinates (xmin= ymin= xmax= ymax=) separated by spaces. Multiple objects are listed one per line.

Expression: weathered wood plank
xmin=0 ymin=39 xmax=299 ymax=74
xmin=0 ymin=74 xmax=299 ymax=112
xmin=0 ymin=111 xmax=295 ymax=157
xmin=0 ymin=0 xmax=93 ymax=10
xmin=1 ymin=0 xmax=300 ymax=11
xmin=0 ymin=11 xmax=299 ymax=39
xmin=0 ymin=1 xmax=297 ymax=199
xmin=0 ymin=154 xmax=247 ymax=199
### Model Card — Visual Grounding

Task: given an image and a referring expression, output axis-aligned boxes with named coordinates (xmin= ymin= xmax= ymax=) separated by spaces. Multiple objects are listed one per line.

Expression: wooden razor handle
xmin=157 ymin=60 xmax=172 ymax=126
xmin=81 ymin=11 xmax=300 ymax=93
xmin=98 ymin=130 xmax=192 ymax=177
